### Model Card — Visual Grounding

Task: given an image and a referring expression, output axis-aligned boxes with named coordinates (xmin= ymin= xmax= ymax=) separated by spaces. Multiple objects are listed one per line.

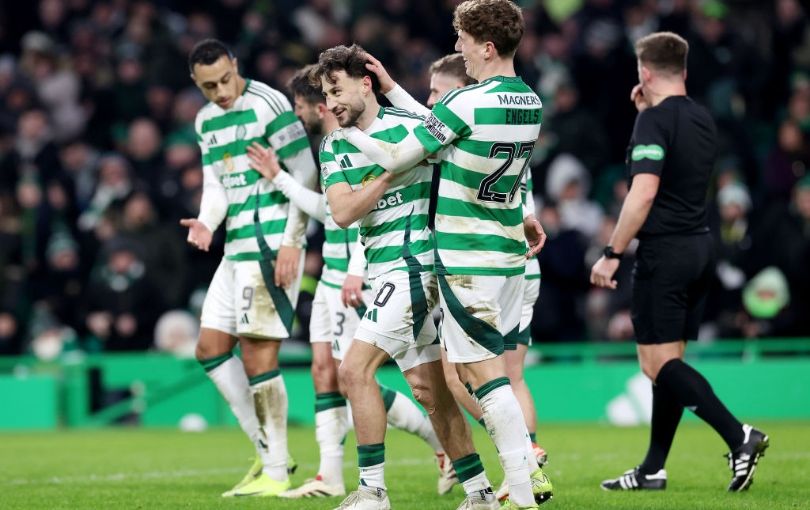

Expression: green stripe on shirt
xmin=227 ymin=191 xmax=289 ymax=217
xmin=201 ymin=109 xmax=258 ymax=133
xmin=226 ymin=218 xmax=287 ymax=242
xmin=436 ymin=232 xmax=525 ymax=255
xmin=366 ymin=238 xmax=432 ymax=265
xmin=435 ymin=197 xmax=523 ymax=226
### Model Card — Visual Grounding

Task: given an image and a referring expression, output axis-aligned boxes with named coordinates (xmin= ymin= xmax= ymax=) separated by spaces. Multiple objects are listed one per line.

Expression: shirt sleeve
xmin=412 ymin=99 xmax=473 ymax=154
xmin=271 ymin=170 xmax=326 ymax=223
xmin=319 ymin=134 xmax=349 ymax=190
xmin=195 ymin=118 xmax=228 ymax=232
xmin=628 ymin=109 xmax=669 ymax=177
xmin=385 ymin=84 xmax=430 ymax=117
xmin=260 ymin=91 xmax=318 ymax=248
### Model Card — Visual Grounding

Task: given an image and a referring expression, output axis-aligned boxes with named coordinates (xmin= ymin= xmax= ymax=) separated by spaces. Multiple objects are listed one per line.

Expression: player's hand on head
xmin=275 ymin=245 xmax=301 ymax=288
xmin=179 ymin=218 xmax=213 ymax=251
xmin=590 ymin=256 xmax=619 ymax=290
xmin=524 ymin=216 xmax=547 ymax=258
xmin=364 ymin=53 xmax=395 ymax=94
xmin=247 ymin=142 xmax=281 ymax=180
xmin=341 ymin=274 xmax=365 ymax=308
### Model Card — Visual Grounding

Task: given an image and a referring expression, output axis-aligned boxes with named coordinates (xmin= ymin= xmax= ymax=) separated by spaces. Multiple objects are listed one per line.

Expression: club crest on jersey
xmin=362 ymin=173 xmax=377 ymax=188
xmin=235 ymin=124 xmax=247 ymax=140
xmin=223 ymin=152 xmax=235 ymax=172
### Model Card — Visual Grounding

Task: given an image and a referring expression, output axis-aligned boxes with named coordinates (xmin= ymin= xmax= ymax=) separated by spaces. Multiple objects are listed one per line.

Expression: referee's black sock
xmin=656 ymin=359 xmax=744 ymax=450
xmin=639 ymin=382 xmax=683 ymax=475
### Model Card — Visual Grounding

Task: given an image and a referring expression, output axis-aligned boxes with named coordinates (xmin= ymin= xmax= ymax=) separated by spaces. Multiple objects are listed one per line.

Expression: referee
xmin=590 ymin=32 xmax=769 ymax=493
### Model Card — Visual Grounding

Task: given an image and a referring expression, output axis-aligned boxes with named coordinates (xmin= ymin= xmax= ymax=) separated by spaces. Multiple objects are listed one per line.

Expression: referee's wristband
xmin=603 ymin=246 xmax=624 ymax=260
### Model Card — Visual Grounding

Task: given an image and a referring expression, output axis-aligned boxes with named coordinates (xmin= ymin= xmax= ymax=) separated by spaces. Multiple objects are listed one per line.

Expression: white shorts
xmin=309 ymin=281 xmax=373 ymax=360
xmin=438 ymin=273 xmax=524 ymax=363
xmin=505 ymin=275 xmax=540 ymax=350
xmin=354 ymin=270 xmax=441 ymax=372
xmin=200 ymin=255 xmax=303 ymax=339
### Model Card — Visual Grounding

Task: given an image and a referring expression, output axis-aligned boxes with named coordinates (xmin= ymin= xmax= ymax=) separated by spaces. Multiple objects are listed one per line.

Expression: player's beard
xmin=336 ymin=98 xmax=365 ymax=128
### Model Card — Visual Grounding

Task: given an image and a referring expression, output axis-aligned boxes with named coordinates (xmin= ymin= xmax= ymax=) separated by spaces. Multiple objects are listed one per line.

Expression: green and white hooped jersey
xmin=321 ymin=107 xmax=433 ymax=279
xmin=321 ymin=197 xmax=359 ymax=288
xmin=195 ymin=79 xmax=313 ymax=261
xmin=413 ymin=76 xmax=542 ymax=277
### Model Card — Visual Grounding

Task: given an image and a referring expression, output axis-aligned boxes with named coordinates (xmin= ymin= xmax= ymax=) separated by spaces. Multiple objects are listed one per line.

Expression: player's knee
xmin=338 ymin=359 xmax=370 ymax=389
xmin=641 ymin=361 xmax=659 ymax=381
xmin=410 ymin=381 xmax=436 ymax=415
xmin=195 ymin=340 xmax=227 ymax=362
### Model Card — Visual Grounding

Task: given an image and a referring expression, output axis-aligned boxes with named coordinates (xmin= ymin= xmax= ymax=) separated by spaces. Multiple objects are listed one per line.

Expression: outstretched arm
xmin=248 ymin=143 xmax=326 ymax=223
xmin=344 ymin=126 xmax=429 ymax=175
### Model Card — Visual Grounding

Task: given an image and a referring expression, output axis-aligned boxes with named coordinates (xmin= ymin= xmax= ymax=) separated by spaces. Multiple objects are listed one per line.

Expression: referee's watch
xmin=603 ymin=246 xmax=624 ymax=260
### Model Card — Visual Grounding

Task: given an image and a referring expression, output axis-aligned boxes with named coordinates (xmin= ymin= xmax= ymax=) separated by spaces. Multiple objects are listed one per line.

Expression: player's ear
xmin=362 ymin=75 xmax=372 ymax=95
xmin=484 ymin=41 xmax=496 ymax=60
xmin=317 ymin=103 xmax=328 ymax=118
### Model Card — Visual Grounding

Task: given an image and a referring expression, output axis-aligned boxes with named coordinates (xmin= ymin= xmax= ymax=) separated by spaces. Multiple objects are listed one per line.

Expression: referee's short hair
xmin=635 ymin=32 xmax=688 ymax=75
xmin=428 ymin=54 xmax=476 ymax=86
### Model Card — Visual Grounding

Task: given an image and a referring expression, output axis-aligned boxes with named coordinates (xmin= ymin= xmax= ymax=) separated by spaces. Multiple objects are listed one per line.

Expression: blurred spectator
xmin=154 ymin=309 xmax=198 ymax=358
xmin=82 ymin=238 xmax=163 ymax=352
xmin=0 ymin=0 xmax=808 ymax=350
xmin=545 ymin=154 xmax=604 ymax=240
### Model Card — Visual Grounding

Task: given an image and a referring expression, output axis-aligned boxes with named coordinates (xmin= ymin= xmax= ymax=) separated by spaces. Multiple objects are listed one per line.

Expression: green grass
xmin=1 ymin=422 xmax=807 ymax=509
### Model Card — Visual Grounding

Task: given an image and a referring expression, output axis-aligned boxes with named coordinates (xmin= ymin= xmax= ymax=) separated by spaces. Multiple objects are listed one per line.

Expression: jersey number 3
xmin=477 ymin=141 xmax=534 ymax=203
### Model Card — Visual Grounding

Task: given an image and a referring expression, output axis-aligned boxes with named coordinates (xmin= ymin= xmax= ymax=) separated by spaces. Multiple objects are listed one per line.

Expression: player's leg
xmin=337 ymin=338 xmax=391 ymax=505
xmin=439 ymin=273 xmax=537 ymax=508
xmin=198 ymin=259 xmax=268 ymax=496
xmin=228 ymin=256 xmax=303 ymax=496
xmin=441 ymin=349 xmax=483 ymax=424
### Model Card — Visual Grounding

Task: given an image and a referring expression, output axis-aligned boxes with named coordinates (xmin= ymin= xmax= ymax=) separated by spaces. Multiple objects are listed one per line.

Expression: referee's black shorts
xmin=631 ymin=232 xmax=715 ymax=344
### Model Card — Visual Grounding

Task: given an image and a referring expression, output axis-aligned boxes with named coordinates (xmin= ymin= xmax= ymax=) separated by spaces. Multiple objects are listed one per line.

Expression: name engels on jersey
xmin=424 ymin=113 xmax=448 ymax=144
xmin=497 ymin=94 xmax=542 ymax=106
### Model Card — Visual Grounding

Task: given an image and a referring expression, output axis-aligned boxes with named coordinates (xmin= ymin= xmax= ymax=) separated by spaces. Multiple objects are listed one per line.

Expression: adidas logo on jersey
xmin=365 ymin=309 xmax=378 ymax=322
xmin=339 ymin=155 xmax=352 ymax=169
xmin=240 ymin=313 xmax=250 ymax=325
xmin=208 ymin=134 xmax=218 ymax=146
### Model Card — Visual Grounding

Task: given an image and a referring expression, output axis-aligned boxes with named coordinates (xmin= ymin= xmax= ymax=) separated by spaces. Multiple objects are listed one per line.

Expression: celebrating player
xmin=343 ymin=1 xmax=549 ymax=508
xmin=183 ymin=38 xmax=315 ymax=497
xmin=246 ymin=65 xmax=457 ymax=499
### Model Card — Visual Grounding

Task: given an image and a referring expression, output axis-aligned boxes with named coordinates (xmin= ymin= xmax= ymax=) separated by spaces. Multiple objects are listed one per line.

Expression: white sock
xmin=315 ymin=395 xmax=348 ymax=486
xmin=525 ymin=433 xmax=540 ymax=472
xmin=358 ymin=443 xmax=386 ymax=490
xmin=204 ymin=355 xmax=271 ymax=466
xmin=478 ymin=381 xmax=533 ymax=507
xmin=251 ymin=370 xmax=289 ymax=481
xmin=385 ymin=389 xmax=443 ymax=452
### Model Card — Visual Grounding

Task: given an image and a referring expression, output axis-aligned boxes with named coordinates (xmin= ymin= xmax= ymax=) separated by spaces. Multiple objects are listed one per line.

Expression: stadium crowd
xmin=0 ymin=0 xmax=809 ymax=357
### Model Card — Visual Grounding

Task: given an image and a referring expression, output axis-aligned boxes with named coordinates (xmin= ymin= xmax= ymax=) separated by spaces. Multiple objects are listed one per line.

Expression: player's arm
xmin=320 ymin=136 xmax=394 ymax=227
xmin=264 ymin=105 xmax=318 ymax=247
xmin=365 ymin=52 xmax=431 ymax=117
xmin=326 ymin=178 xmax=393 ymax=228
xmin=180 ymin=128 xmax=225 ymax=251
xmin=344 ymin=99 xmax=467 ymax=174
xmin=591 ymin=110 xmax=666 ymax=289
xmin=521 ymin=169 xmax=546 ymax=257
xmin=261 ymin=94 xmax=318 ymax=286
xmin=247 ymin=142 xmax=326 ymax=223
xmin=343 ymin=237 xmax=367 ymax=308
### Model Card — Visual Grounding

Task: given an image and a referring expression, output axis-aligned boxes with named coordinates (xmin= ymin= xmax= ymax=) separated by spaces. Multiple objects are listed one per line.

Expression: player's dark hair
xmin=188 ymin=39 xmax=234 ymax=73
xmin=635 ymin=32 xmax=689 ymax=75
xmin=428 ymin=53 xmax=476 ymax=86
xmin=453 ymin=0 xmax=524 ymax=57
xmin=311 ymin=44 xmax=380 ymax=92
xmin=288 ymin=64 xmax=324 ymax=105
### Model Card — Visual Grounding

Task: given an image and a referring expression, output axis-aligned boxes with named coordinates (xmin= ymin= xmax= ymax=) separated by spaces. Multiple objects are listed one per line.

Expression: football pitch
xmin=2 ymin=422 xmax=807 ymax=509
